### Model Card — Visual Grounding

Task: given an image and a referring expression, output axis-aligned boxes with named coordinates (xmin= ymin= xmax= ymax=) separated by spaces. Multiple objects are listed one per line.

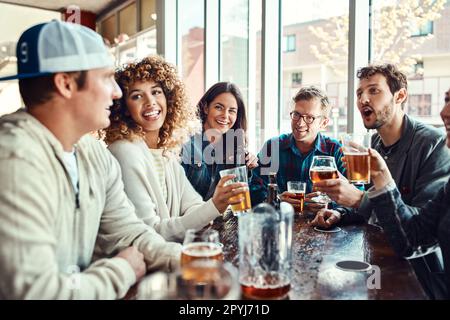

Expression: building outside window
xmin=283 ymin=34 xmax=296 ymax=52
xmin=372 ymin=0 xmax=449 ymax=127
xmin=414 ymin=61 xmax=424 ymax=75
xmin=220 ymin=0 xmax=249 ymax=106
xmin=408 ymin=94 xmax=432 ymax=116
xmin=292 ymin=72 xmax=302 ymax=86
xmin=281 ymin=0 xmax=349 ymax=136
xmin=411 ymin=21 xmax=433 ymax=37
xmin=179 ymin=0 xmax=205 ymax=105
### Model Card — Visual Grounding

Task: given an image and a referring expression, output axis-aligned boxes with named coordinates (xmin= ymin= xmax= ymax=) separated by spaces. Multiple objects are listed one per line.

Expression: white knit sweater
xmin=108 ymin=139 xmax=221 ymax=242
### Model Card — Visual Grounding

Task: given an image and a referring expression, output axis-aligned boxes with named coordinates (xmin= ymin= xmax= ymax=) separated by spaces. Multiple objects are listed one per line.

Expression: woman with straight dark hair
xmin=181 ymin=82 xmax=258 ymax=200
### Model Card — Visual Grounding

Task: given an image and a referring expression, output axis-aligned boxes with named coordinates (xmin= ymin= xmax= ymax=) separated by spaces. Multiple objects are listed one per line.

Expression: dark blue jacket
xmin=181 ymin=132 xmax=247 ymax=200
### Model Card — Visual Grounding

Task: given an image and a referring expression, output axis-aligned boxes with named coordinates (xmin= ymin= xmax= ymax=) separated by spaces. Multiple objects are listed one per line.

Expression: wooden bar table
xmin=212 ymin=211 xmax=427 ymax=300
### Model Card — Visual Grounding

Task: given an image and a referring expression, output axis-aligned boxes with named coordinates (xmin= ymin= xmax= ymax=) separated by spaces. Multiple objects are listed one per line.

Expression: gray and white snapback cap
xmin=0 ymin=20 xmax=114 ymax=81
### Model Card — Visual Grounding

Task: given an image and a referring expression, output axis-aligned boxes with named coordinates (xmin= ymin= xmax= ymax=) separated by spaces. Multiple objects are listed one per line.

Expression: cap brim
xmin=0 ymin=72 xmax=52 ymax=81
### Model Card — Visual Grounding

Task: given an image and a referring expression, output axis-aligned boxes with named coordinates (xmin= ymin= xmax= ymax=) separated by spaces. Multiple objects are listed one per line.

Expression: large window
xmin=178 ymin=0 xmax=205 ymax=105
xmin=372 ymin=0 xmax=450 ymax=127
xmin=0 ymin=3 xmax=59 ymax=116
xmin=136 ymin=28 xmax=157 ymax=59
xmin=119 ymin=3 xmax=137 ymax=37
xmin=281 ymin=0 xmax=349 ymax=136
xmin=3 ymin=0 xmax=449 ymax=136
xmin=140 ymin=0 xmax=156 ymax=31
xmin=220 ymin=0 xmax=249 ymax=105
xmin=98 ymin=1 xmax=157 ymax=67
xmin=251 ymin=0 xmax=262 ymax=152
xmin=101 ymin=15 xmax=116 ymax=45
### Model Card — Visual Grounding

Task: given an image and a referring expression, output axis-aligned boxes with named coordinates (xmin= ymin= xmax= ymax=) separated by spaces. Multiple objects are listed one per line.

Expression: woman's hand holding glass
xmin=212 ymin=175 xmax=248 ymax=213
xmin=218 ymin=166 xmax=252 ymax=216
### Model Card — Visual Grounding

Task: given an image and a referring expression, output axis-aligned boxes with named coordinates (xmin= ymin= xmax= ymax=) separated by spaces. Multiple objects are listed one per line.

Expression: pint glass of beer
xmin=342 ymin=133 xmax=371 ymax=184
xmin=181 ymin=229 xmax=224 ymax=267
xmin=137 ymin=260 xmax=240 ymax=300
xmin=219 ymin=165 xmax=252 ymax=216
xmin=239 ymin=202 xmax=294 ymax=300
xmin=287 ymin=181 xmax=306 ymax=214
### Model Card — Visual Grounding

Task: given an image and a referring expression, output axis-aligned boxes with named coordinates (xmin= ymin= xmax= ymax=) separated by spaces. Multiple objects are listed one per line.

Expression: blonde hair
xmin=293 ymin=86 xmax=331 ymax=117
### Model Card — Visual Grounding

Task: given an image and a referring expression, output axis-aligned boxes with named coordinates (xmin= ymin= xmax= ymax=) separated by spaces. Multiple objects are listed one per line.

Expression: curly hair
xmin=103 ymin=56 xmax=200 ymax=153
xmin=357 ymin=63 xmax=408 ymax=108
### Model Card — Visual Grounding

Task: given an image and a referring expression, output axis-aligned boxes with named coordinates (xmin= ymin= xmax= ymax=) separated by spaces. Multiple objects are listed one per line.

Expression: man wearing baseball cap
xmin=0 ymin=20 xmax=181 ymax=299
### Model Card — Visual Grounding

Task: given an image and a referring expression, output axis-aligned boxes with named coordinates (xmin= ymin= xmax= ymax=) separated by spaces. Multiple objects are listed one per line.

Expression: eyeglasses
xmin=289 ymin=111 xmax=321 ymax=124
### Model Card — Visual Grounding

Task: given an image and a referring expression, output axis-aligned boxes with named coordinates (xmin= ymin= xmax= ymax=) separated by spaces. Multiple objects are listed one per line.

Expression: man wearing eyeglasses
xmin=249 ymin=86 xmax=346 ymax=208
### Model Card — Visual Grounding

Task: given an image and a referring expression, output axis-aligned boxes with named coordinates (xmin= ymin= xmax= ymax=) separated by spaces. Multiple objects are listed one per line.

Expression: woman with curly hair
xmin=104 ymin=56 xmax=246 ymax=242
xmin=181 ymin=82 xmax=258 ymax=200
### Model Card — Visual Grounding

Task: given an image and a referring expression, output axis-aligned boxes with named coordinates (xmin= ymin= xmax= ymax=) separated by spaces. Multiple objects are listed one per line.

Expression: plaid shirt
xmin=249 ymin=132 xmax=346 ymax=205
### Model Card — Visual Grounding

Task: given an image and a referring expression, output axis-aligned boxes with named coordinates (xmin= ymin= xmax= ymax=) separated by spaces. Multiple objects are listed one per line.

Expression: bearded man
xmin=311 ymin=64 xmax=450 ymax=299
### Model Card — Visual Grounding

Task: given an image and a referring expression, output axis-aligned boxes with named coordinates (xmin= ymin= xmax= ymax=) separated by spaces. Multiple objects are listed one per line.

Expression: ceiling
xmin=0 ymin=0 xmax=122 ymax=15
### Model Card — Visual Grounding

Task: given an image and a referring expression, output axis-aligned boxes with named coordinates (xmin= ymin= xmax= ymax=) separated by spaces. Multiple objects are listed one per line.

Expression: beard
xmin=364 ymin=99 xmax=394 ymax=130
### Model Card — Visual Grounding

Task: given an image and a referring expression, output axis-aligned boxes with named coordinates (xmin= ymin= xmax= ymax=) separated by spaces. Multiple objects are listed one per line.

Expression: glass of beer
xmin=239 ymin=202 xmax=294 ymax=300
xmin=287 ymin=181 xmax=306 ymax=214
xmin=181 ymin=229 xmax=224 ymax=267
xmin=342 ymin=133 xmax=371 ymax=184
xmin=137 ymin=260 xmax=240 ymax=300
xmin=219 ymin=165 xmax=252 ymax=216
xmin=309 ymin=156 xmax=339 ymax=205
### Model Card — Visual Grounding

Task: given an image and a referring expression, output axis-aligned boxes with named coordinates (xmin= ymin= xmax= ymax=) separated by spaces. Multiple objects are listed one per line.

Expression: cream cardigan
xmin=108 ymin=139 xmax=221 ymax=242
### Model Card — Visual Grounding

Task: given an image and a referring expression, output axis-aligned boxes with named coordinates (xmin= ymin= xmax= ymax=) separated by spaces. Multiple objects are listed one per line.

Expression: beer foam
xmin=182 ymin=242 xmax=222 ymax=257
xmin=239 ymin=274 xmax=290 ymax=289
xmin=310 ymin=166 xmax=337 ymax=171
xmin=344 ymin=152 xmax=369 ymax=156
